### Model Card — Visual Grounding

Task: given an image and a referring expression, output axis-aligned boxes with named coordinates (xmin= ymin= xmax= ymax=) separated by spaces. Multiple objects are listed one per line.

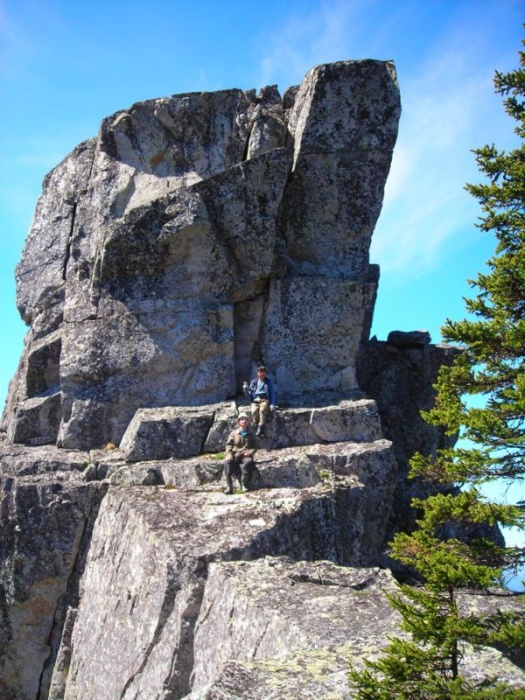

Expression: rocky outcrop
xmin=118 ymin=396 xmax=383 ymax=462
xmin=2 ymin=448 xmax=519 ymax=700
xmin=186 ymin=561 xmax=524 ymax=699
xmin=3 ymin=59 xmax=400 ymax=451
xmin=2 ymin=405 xmax=523 ymax=699
xmin=0 ymin=435 xmax=398 ymax=700
xmin=2 ymin=60 xmax=521 ymax=700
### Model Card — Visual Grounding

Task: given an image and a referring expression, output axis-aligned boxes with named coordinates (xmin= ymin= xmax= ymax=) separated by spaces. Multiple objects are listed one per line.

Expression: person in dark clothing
xmin=224 ymin=413 xmax=257 ymax=494
xmin=247 ymin=365 xmax=276 ymax=437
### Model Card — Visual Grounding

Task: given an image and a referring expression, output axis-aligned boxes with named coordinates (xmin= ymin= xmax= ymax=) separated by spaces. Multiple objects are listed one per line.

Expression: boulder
xmin=120 ymin=405 xmax=217 ymax=462
xmin=386 ymin=329 xmax=432 ymax=348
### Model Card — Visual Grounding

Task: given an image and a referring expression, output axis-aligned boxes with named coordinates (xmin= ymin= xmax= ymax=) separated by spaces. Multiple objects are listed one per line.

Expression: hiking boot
xmin=224 ymin=487 xmax=233 ymax=495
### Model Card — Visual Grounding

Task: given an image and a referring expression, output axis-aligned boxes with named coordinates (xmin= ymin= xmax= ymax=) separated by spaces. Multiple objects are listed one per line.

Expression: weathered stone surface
xmin=120 ymin=405 xmax=217 ymax=461
xmin=0 ymin=435 xmax=398 ymax=700
xmin=310 ymin=398 xmax=382 ymax=442
xmin=107 ymin=458 xmax=221 ymax=488
xmin=118 ymin=397 xmax=384 ymax=462
xmin=8 ymin=393 xmax=62 ymax=446
xmin=55 ymin=532 xmax=525 ymax=700
xmin=189 ymin=560 xmax=400 ymax=694
xmin=118 ymin=402 xmax=238 ymax=463
xmin=15 ymin=139 xmax=97 ymax=331
xmin=0 ymin=443 xmax=91 ymax=476
xmin=356 ymin=338 xmax=461 ymax=538
xmin=283 ymin=61 xmax=400 ymax=276
xmin=90 ymin=438 xmax=396 ymax=501
xmin=261 ymin=277 xmax=377 ymax=395
xmin=3 ymin=59 xmax=401 ymax=450
xmin=187 ymin=561 xmax=525 ymax=699
xmin=0 ymin=464 xmax=105 ymax=700
xmin=266 ymin=405 xmax=318 ymax=448
xmin=0 ymin=397 xmax=514 ymax=700
xmin=55 ymin=472 xmax=398 ymax=700
xmin=263 ymin=397 xmax=380 ymax=448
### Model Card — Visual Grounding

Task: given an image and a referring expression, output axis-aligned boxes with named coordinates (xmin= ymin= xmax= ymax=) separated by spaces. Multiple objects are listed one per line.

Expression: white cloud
xmin=255 ymin=1 xmax=521 ymax=283
xmin=372 ymin=25 xmax=516 ymax=279
xmin=256 ymin=0 xmax=365 ymax=89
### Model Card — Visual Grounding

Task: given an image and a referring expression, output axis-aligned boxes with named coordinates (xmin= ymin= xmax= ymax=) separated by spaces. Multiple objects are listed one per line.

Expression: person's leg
xmin=251 ymin=401 xmax=260 ymax=426
xmin=224 ymin=458 xmax=241 ymax=494
xmin=240 ymin=456 xmax=255 ymax=490
xmin=233 ymin=461 xmax=242 ymax=490
xmin=224 ymin=460 xmax=234 ymax=494
xmin=256 ymin=400 xmax=270 ymax=435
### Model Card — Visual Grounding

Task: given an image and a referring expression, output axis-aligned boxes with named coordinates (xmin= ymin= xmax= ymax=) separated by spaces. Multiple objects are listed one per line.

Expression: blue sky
xmin=1 ymin=1 xmax=523 ymax=569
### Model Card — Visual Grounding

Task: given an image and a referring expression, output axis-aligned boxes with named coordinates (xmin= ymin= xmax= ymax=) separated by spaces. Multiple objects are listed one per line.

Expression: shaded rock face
xmin=0 ymin=451 xmax=106 ymax=700
xmin=3 ymin=59 xmax=401 ymax=451
xmin=356 ymin=335 xmax=461 ymax=537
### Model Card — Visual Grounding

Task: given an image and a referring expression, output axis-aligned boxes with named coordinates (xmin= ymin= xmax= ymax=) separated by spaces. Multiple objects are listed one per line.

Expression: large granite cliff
xmin=5 ymin=60 xmax=401 ymax=450
xmin=1 ymin=61 xmax=522 ymax=699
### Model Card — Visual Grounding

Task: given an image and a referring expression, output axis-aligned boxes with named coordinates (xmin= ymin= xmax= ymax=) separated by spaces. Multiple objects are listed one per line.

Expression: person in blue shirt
xmin=247 ymin=365 xmax=276 ymax=437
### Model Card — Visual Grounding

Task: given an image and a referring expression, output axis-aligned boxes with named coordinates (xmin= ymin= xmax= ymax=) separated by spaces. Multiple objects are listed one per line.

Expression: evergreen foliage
xmin=349 ymin=37 xmax=525 ymax=699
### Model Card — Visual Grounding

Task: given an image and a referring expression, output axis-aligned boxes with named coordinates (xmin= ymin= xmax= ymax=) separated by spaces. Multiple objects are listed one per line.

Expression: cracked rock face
xmin=3 ymin=59 xmax=401 ymax=451
xmin=48 ymin=466 xmax=398 ymax=700
xmin=1 ymin=445 xmax=523 ymax=700
xmin=0 ymin=461 xmax=105 ymax=700
xmin=3 ymin=60 xmax=514 ymax=700
xmin=0 ymin=431 xmax=399 ymax=700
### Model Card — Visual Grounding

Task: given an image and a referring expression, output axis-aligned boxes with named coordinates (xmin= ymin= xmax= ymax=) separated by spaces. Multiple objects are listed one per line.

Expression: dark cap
xmin=257 ymin=365 xmax=266 ymax=372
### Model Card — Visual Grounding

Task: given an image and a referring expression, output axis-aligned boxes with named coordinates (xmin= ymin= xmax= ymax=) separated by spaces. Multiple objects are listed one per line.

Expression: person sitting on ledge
xmin=247 ymin=365 xmax=276 ymax=437
xmin=224 ymin=413 xmax=257 ymax=494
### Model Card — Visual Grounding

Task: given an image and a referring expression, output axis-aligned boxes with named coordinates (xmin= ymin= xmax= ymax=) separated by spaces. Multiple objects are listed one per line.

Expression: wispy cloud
xmin=256 ymin=0 xmax=364 ymax=89
xmin=372 ymin=24 xmax=517 ymax=279
xmin=256 ymin=1 xmax=520 ymax=281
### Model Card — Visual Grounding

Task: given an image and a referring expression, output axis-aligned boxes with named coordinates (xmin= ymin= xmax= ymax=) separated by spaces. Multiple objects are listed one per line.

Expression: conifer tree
xmin=349 ymin=38 xmax=525 ymax=699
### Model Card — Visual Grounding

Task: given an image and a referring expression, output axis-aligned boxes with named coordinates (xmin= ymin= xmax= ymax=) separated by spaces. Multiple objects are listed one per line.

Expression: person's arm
xmin=244 ymin=431 xmax=257 ymax=456
xmin=268 ymin=378 xmax=276 ymax=408
xmin=225 ymin=432 xmax=235 ymax=460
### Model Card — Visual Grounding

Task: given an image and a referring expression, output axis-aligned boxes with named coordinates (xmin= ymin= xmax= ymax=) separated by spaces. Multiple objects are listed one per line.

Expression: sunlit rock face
xmin=3 ymin=60 xmax=401 ymax=450
xmin=1 ymin=62 xmax=521 ymax=700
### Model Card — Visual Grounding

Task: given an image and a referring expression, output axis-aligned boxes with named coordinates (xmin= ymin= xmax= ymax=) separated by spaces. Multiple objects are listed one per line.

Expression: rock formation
xmin=4 ymin=60 xmax=400 ymax=451
xmin=1 ymin=60 xmax=522 ymax=699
